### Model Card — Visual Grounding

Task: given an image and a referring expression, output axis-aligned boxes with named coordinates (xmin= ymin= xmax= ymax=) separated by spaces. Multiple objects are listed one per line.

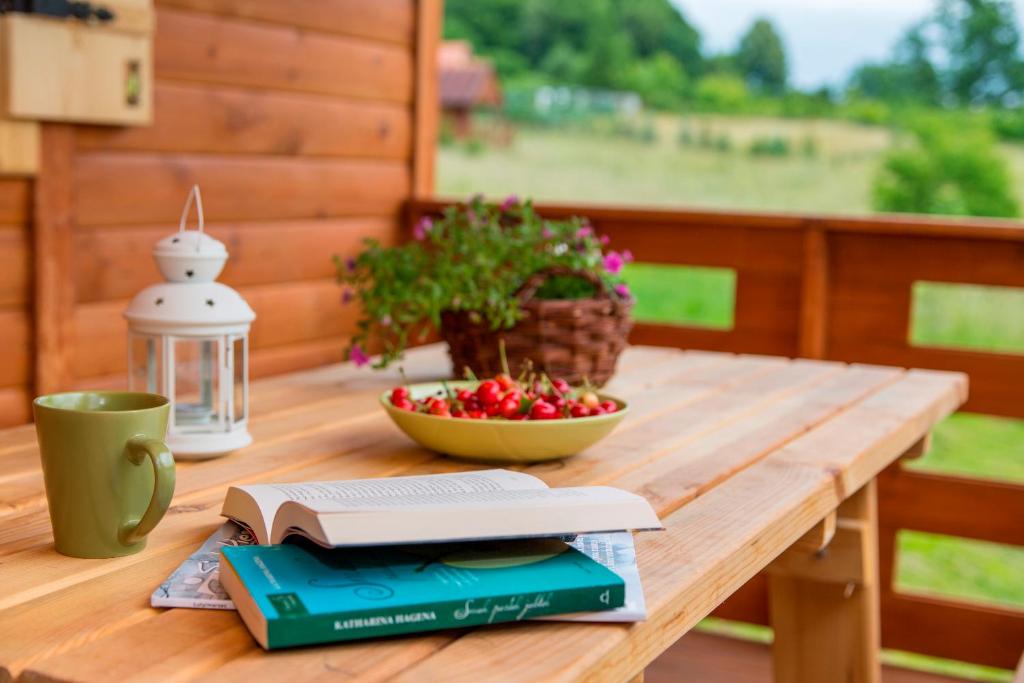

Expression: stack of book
xmin=153 ymin=470 xmax=662 ymax=650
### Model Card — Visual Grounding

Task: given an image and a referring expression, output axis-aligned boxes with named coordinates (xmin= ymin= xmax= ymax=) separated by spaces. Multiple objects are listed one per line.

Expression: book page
xmin=302 ymin=486 xmax=611 ymax=512
xmin=267 ymin=469 xmax=546 ymax=503
xmin=223 ymin=470 xmax=547 ymax=542
xmin=284 ymin=486 xmax=663 ymax=546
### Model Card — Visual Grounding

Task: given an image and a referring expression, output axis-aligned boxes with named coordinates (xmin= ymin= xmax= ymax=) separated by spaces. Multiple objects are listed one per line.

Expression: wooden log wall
xmin=412 ymin=198 xmax=1024 ymax=671
xmin=0 ymin=0 xmax=441 ymax=424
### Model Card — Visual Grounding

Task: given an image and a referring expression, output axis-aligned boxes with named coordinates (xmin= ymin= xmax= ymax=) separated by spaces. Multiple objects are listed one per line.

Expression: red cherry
xmin=393 ymin=397 xmax=416 ymax=412
xmin=390 ymin=387 xmax=410 ymax=405
xmin=530 ymin=400 xmax=559 ymax=420
xmin=509 ymin=412 xmax=528 ymax=420
xmin=553 ymin=378 xmax=571 ymax=394
xmin=570 ymin=403 xmax=590 ymax=418
xmin=476 ymin=380 xmax=502 ymax=406
xmin=451 ymin=409 xmax=467 ymax=418
xmin=467 ymin=410 xmax=486 ymax=419
xmin=485 ymin=403 xmax=501 ymax=417
xmin=428 ymin=398 xmax=450 ymax=416
xmin=599 ymin=400 xmax=618 ymax=414
xmin=456 ymin=388 xmax=474 ymax=402
xmin=495 ymin=374 xmax=515 ymax=390
xmin=499 ymin=396 xmax=521 ymax=419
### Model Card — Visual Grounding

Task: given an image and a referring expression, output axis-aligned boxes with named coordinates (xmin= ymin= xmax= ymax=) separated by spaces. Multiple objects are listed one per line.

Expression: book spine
xmin=266 ymin=582 xmax=625 ymax=649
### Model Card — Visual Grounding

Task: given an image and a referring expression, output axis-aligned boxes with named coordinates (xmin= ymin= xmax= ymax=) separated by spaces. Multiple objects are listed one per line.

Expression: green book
xmin=220 ymin=538 xmax=626 ymax=649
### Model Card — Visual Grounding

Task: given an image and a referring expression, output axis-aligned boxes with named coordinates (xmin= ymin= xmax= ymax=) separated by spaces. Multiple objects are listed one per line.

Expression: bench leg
xmin=768 ymin=480 xmax=881 ymax=683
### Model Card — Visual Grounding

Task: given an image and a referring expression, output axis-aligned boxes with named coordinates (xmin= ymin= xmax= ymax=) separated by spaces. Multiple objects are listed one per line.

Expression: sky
xmin=673 ymin=0 xmax=1024 ymax=90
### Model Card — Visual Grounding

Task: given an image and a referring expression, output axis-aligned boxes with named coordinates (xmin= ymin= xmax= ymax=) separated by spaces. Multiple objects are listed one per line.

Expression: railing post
xmin=798 ymin=222 xmax=828 ymax=359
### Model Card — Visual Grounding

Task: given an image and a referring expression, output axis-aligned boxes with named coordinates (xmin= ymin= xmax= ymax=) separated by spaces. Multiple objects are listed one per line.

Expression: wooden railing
xmin=410 ymin=198 xmax=1024 ymax=670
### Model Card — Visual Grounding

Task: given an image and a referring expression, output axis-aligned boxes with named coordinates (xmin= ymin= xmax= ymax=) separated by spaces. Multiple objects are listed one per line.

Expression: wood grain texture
xmin=154 ymin=7 xmax=413 ymax=103
xmin=156 ymin=0 xmax=414 ymax=44
xmin=0 ymin=228 xmax=29 ymax=308
xmin=33 ymin=124 xmax=75 ymax=395
xmin=878 ymin=467 xmax=1024 ymax=546
xmin=0 ymin=348 xmax=968 ymax=682
xmin=70 ymin=279 xmax=356 ymax=381
xmin=75 ymin=83 xmax=411 ymax=160
xmin=0 ymin=180 xmax=31 ymax=225
xmin=74 ymin=217 xmax=399 ymax=303
xmin=769 ymin=482 xmax=881 ymax=683
xmin=74 ymin=153 xmax=408 ymax=227
xmin=411 ymin=0 xmax=442 ymax=197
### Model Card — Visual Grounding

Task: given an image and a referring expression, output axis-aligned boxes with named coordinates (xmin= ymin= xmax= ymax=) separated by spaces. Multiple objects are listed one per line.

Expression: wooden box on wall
xmin=0 ymin=1 xmax=154 ymax=126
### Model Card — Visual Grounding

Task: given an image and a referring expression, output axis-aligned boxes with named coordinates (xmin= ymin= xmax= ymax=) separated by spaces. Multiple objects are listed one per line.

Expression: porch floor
xmin=647 ymin=632 xmax=966 ymax=683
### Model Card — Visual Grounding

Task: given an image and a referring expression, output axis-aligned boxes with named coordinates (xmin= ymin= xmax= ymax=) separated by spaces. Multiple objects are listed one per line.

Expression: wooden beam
xmin=768 ymin=481 xmax=881 ymax=683
xmin=798 ymin=225 xmax=828 ymax=359
xmin=411 ymin=0 xmax=442 ymax=198
xmin=33 ymin=124 xmax=76 ymax=395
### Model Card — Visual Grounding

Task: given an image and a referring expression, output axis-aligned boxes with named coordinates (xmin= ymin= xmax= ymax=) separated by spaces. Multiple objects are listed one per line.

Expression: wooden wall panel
xmin=0 ymin=177 xmax=31 ymax=426
xmin=49 ymin=0 xmax=424 ymax=397
xmin=154 ymin=8 xmax=413 ymax=103
xmin=156 ymin=0 xmax=414 ymax=44
xmin=0 ymin=181 xmax=31 ymax=225
xmin=75 ymin=154 xmax=409 ymax=227
xmin=0 ymin=229 xmax=29 ymax=308
xmin=74 ymin=217 xmax=398 ymax=303
xmin=76 ymin=83 xmax=411 ymax=159
xmin=71 ymin=279 xmax=358 ymax=383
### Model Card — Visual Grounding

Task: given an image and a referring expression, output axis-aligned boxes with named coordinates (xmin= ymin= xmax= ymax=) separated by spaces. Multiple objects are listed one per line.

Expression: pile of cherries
xmin=389 ymin=374 xmax=619 ymax=420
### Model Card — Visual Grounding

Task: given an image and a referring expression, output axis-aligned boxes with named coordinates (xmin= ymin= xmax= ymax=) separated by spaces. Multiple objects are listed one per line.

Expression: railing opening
xmin=910 ymin=281 xmax=1024 ymax=355
xmin=908 ymin=412 xmax=1024 ymax=484
xmin=896 ymin=530 xmax=1024 ymax=611
xmin=624 ymin=263 xmax=736 ymax=330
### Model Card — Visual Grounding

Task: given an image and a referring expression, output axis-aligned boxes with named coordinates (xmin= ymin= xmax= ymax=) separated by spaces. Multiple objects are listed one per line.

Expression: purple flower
xmin=542 ymin=224 xmax=554 ymax=238
xmin=413 ymin=216 xmax=433 ymax=241
xmin=345 ymin=257 xmax=357 ymax=272
xmin=349 ymin=344 xmax=370 ymax=367
xmin=603 ymin=251 xmax=625 ymax=275
xmin=576 ymin=226 xmax=593 ymax=239
xmin=341 ymin=288 xmax=354 ymax=304
xmin=622 ymin=249 xmax=634 ymax=263
xmin=499 ymin=194 xmax=519 ymax=211
xmin=599 ymin=234 xmax=610 ymax=246
xmin=614 ymin=283 xmax=632 ymax=300
xmin=380 ymin=314 xmax=392 ymax=328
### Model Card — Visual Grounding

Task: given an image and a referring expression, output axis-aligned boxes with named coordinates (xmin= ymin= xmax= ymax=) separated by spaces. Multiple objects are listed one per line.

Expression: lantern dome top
xmin=154 ymin=185 xmax=229 ymax=283
xmin=124 ymin=281 xmax=255 ymax=335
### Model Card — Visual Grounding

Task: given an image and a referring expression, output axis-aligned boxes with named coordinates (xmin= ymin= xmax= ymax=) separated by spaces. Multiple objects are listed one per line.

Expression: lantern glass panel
xmin=173 ymin=338 xmax=221 ymax=430
xmin=129 ymin=334 xmax=163 ymax=395
xmin=232 ymin=336 xmax=246 ymax=424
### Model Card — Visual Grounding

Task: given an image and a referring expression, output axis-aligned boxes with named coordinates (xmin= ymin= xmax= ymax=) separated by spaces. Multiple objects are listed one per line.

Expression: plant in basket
xmin=334 ymin=195 xmax=634 ymax=386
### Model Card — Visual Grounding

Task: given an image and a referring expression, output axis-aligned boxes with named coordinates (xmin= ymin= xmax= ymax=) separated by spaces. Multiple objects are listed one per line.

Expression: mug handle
xmin=119 ymin=436 xmax=176 ymax=546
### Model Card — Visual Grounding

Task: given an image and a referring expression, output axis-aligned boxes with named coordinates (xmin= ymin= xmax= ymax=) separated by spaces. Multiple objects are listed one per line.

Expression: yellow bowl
xmin=380 ymin=381 xmax=628 ymax=463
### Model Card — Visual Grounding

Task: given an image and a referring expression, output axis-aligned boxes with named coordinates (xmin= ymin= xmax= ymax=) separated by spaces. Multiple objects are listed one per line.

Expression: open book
xmin=221 ymin=469 xmax=663 ymax=547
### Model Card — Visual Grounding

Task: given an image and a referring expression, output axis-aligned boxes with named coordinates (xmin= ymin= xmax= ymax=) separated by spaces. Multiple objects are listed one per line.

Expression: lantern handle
xmin=178 ymin=184 xmax=205 ymax=252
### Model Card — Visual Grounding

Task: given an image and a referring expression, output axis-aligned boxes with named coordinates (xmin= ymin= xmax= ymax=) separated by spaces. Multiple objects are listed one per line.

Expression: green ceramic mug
xmin=33 ymin=391 xmax=176 ymax=558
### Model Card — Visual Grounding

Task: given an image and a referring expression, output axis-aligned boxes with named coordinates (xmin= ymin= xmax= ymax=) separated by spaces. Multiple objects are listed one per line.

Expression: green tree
xmin=933 ymin=0 xmax=1024 ymax=104
xmin=735 ymin=18 xmax=788 ymax=94
xmin=849 ymin=0 xmax=1024 ymax=106
xmin=873 ymin=116 xmax=1019 ymax=218
xmin=620 ymin=52 xmax=689 ymax=109
xmin=695 ymin=74 xmax=749 ymax=112
xmin=618 ymin=0 xmax=703 ymax=78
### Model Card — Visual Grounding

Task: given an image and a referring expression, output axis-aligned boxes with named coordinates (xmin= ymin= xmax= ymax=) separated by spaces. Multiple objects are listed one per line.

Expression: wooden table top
xmin=0 ymin=344 xmax=966 ymax=683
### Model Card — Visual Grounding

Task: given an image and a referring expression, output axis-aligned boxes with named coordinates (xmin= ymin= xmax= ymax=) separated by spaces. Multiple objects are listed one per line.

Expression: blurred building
xmin=439 ymin=40 xmax=503 ymax=139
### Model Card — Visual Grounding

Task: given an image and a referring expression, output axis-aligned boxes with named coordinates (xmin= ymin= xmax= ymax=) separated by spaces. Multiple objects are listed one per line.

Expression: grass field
xmin=439 ymin=113 xmax=1024 ymax=215
xmin=439 ymin=119 xmax=1024 ymax=679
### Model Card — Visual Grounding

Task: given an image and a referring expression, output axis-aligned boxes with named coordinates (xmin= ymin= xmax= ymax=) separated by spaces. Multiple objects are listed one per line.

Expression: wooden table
xmin=0 ymin=344 xmax=966 ymax=683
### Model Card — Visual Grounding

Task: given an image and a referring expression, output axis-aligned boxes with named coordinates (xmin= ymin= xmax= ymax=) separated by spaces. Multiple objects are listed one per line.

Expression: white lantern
xmin=124 ymin=186 xmax=255 ymax=459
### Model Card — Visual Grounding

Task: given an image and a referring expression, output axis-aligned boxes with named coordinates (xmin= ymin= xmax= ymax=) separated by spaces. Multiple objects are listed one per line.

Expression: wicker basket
xmin=440 ymin=267 xmax=633 ymax=386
